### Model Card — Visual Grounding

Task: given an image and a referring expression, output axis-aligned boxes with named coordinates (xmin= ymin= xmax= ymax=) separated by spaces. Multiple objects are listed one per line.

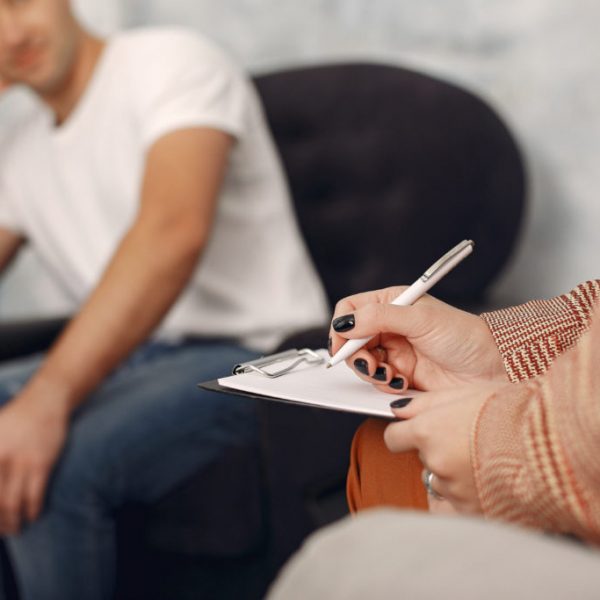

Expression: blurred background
xmin=1 ymin=0 xmax=599 ymax=315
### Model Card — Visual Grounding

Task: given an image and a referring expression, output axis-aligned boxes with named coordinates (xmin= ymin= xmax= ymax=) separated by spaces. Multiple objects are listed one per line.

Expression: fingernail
xmin=373 ymin=366 xmax=387 ymax=381
xmin=353 ymin=358 xmax=369 ymax=375
xmin=328 ymin=336 xmax=333 ymax=356
xmin=389 ymin=377 xmax=405 ymax=390
xmin=390 ymin=397 xmax=413 ymax=409
xmin=332 ymin=314 xmax=355 ymax=332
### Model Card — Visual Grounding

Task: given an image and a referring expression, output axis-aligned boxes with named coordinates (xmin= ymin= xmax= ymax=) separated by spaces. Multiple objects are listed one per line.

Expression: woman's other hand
xmin=384 ymin=381 xmax=507 ymax=514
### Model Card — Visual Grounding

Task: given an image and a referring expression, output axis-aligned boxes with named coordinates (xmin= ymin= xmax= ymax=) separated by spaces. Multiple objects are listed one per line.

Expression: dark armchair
xmin=249 ymin=61 xmax=525 ymax=582
xmin=0 ymin=62 xmax=525 ymax=600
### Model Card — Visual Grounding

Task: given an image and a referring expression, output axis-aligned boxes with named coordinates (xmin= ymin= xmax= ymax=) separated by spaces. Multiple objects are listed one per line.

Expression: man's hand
xmin=0 ymin=128 xmax=231 ymax=533
xmin=0 ymin=387 xmax=69 ymax=534
xmin=383 ymin=381 xmax=509 ymax=515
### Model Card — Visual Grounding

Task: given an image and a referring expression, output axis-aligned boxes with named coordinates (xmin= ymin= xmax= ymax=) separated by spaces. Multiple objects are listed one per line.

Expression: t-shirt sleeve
xmin=133 ymin=30 xmax=251 ymax=149
xmin=0 ymin=199 xmax=22 ymax=233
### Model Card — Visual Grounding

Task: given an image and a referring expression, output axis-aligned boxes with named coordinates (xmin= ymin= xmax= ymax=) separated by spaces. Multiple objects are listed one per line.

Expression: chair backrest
xmin=254 ymin=63 xmax=526 ymax=308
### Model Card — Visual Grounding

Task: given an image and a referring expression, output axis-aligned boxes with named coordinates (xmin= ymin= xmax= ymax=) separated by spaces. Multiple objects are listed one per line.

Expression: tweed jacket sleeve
xmin=480 ymin=280 xmax=600 ymax=382
xmin=473 ymin=281 xmax=600 ymax=543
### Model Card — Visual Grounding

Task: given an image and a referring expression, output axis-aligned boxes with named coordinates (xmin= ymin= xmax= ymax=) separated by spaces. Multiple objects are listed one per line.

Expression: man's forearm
xmin=22 ymin=218 xmax=205 ymax=416
xmin=12 ymin=127 xmax=231 ymax=418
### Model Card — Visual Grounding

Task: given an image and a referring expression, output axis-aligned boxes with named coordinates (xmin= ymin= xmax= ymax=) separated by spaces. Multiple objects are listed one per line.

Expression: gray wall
xmin=1 ymin=0 xmax=599 ymax=315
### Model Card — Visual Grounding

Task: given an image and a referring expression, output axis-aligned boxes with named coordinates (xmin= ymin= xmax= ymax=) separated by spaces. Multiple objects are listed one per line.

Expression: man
xmin=0 ymin=1 xmax=328 ymax=598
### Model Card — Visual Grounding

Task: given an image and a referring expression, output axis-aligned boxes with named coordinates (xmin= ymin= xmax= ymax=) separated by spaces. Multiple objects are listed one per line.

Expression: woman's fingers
xmin=383 ymin=418 xmax=419 ymax=453
xmin=343 ymin=338 xmax=415 ymax=388
xmin=329 ymin=287 xmax=412 ymax=354
xmin=421 ymin=468 xmax=451 ymax=507
xmin=428 ymin=495 xmax=458 ymax=515
xmin=383 ymin=391 xmax=457 ymax=452
xmin=346 ymin=348 xmax=379 ymax=379
xmin=389 ymin=389 xmax=454 ymax=419
xmin=383 ymin=386 xmax=489 ymax=515
xmin=350 ymin=356 xmax=392 ymax=385
xmin=332 ymin=302 xmax=438 ymax=347
xmin=426 ymin=477 xmax=479 ymax=514
xmin=332 ymin=286 xmax=409 ymax=321
xmin=346 ymin=354 xmax=410 ymax=393
xmin=374 ymin=375 xmax=408 ymax=394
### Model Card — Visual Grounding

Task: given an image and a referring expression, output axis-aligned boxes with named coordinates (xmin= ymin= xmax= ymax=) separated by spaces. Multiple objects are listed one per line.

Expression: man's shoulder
xmin=107 ymin=27 xmax=248 ymax=117
xmin=110 ymin=27 xmax=234 ymax=69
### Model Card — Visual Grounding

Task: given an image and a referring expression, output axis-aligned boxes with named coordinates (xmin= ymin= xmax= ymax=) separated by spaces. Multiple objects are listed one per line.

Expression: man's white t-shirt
xmin=0 ymin=28 xmax=329 ymax=351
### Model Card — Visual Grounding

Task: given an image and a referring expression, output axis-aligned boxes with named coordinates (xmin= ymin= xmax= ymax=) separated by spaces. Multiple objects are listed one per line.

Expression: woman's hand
xmin=329 ymin=286 xmax=507 ymax=393
xmin=383 ymin=381 xmax=507 ymax=514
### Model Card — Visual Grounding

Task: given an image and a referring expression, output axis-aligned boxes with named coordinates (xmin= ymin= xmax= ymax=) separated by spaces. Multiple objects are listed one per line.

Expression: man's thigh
xmin=48 ymin=341 xmax=259 ymax=508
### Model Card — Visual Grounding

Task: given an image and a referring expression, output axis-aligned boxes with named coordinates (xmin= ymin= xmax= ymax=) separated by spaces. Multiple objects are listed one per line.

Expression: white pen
xmin=326 ymin=239 xmax=475 ymax=368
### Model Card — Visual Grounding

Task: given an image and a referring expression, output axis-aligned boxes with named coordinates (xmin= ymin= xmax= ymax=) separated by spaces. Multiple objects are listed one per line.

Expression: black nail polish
xmin=390 ymin=397 xmax=413 ymax=409
xmin=332 ymin=314 xmax=355 ymax=332
xmin=328 ymin=336 xmax=333 ymax=356
xmin=389 ymin=377 xmax=405 ymax=390
xmin=373 ymin=366 xmax=387 ymax=381
xmin=353 ymin=358 xmax=369 ymax=375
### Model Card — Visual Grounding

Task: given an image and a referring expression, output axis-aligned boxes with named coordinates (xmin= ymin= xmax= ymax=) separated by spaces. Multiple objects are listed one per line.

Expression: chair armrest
xmin=0 ymin=317 xmax=69 ymax=362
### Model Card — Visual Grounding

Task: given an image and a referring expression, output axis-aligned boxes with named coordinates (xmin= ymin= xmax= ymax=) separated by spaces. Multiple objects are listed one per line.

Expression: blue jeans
xmin=0 ymin=340 xmax=259 ymax=600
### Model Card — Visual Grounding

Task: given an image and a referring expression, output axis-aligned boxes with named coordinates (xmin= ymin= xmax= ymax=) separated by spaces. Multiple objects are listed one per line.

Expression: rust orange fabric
xmin=346 ymin=418 xmax=428 ymax=512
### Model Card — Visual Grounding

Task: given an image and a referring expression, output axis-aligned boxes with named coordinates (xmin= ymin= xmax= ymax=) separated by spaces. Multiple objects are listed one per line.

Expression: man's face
xmin=0 ymin=0 xmax=81 ymax=95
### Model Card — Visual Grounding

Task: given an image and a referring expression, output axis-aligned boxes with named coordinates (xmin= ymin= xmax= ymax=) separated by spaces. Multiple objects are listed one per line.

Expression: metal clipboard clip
xmin=232 ymin=348 xmax=325 ymax=379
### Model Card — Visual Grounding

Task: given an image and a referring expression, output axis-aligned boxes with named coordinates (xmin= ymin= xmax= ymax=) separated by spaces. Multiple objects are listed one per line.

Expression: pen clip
xmin=421 ymin=240 xmax=474 ymax=282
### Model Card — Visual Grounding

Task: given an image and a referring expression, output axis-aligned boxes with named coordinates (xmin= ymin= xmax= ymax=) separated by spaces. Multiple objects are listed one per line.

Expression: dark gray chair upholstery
xmin=0 ymin=62 xmax=525 ymax=600
xmin=258 ymin=63 xmax=525 ymax=307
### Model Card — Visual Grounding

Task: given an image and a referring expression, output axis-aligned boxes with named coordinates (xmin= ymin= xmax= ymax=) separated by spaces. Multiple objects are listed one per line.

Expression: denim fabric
xmin=0 ymin=340 xmax=258 ymax=600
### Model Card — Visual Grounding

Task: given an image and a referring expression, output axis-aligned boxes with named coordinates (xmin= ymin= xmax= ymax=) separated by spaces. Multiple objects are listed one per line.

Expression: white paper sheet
xmin=217 ymin=349 xmax=418 ymax=418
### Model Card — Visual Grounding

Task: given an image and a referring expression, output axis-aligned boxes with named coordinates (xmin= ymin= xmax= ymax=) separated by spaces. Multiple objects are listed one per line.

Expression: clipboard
xmin=200 ymin=348 xmax=418 ymax=418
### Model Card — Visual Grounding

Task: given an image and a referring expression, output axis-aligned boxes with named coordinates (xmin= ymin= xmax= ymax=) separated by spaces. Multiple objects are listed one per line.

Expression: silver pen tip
xmin=325 ymin=363 xmax=332 ymax=369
